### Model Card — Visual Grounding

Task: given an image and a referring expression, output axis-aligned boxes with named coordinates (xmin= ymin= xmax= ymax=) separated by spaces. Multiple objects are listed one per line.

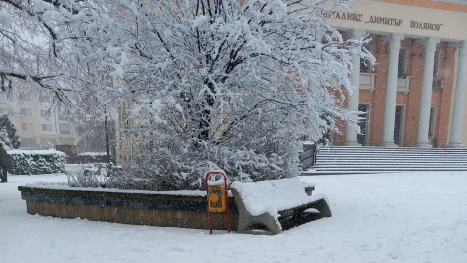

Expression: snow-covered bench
xmin=230 ymin=177 xmax=332 ymax=235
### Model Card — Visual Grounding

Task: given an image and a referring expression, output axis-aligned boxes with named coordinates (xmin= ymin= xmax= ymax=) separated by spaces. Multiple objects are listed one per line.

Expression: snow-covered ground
xmin=1 ymin=172 xmax=467 ymax=263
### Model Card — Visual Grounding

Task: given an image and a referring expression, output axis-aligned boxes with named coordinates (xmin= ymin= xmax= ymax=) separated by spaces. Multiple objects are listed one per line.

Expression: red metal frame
xmin=205 ymin=170 xmax=231 ymax=234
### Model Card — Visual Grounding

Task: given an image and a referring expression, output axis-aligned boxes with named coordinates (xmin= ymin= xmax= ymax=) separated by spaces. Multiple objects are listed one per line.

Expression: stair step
xmin=318 ymin=146 xmax=466 ymax=150
xmin=318 ymin=152 xmax=467 ymax=155
xmin=317 ymin=158 xmax=467 ymax=161
xmin=302 ymin=171 xmax=425 ymax=175
xmin=304 ymin=146 xmax=467 ymax=176
xmin=306 ymin=167 xmax=467 ymax=171
xmin=313 ymin=163 xmax=467 ymax=168
xmin=318 ymin=150 xmax=467 ymax=154
xmin=301 ymin=168 xmax=467 ymax=175
xmin=317 ymin=160 xmax=467 ymax=163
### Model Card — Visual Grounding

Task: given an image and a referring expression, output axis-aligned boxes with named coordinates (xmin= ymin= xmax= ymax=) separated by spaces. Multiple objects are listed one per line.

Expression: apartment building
xmin=0 ymin=92 xmax=77 ymax=149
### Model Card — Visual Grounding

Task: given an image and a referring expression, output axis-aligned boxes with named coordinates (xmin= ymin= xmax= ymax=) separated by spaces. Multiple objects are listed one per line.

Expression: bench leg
xmin=315 ymin=199 xmax=332 ymax=217
xmin=259 ymin=213 xmax=282 ymax=235
xmin=237 ymin=213 xmax=282 ymax=235
xmin=231 ymin=187 xmax=282 ymax=235
xmin=237 ymin=215 xmax=251 ymax=234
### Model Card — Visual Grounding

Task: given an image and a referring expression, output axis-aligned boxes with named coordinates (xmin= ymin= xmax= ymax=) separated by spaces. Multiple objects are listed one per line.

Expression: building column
xmin=416 ymin=38 xmax=439 ymax=147
xmin=346 ymin=29 xmax=366 ymax=146
xmin=382 ymin=34 xmax=404 ymax=147
xmin=449 ymin=41 xmax=467 ymax=148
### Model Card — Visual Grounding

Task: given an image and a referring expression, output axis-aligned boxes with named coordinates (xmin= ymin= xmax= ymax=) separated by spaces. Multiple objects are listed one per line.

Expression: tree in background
xmin=0 ymin=114 xmax=20 ymax=149
xmin=75 ymin=119 xmax=117 ymax=161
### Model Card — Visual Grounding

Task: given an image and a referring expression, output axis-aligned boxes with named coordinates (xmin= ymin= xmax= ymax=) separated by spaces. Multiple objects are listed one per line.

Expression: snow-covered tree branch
xmin=0 ymin=0 xmax=118 ymax=112
xmin=108 ymin=0 xmax=373 ymax=190
xmin=1 ymin=0 xmax=374 ymax=190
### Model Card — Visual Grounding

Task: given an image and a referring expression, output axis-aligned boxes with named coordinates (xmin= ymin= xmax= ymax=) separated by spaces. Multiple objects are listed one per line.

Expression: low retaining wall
xmin=18 ymin=185 xmax=238 ymax=230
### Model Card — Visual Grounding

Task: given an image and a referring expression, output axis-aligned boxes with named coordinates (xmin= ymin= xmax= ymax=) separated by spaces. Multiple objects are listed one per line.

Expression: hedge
xmin=67 ymin=152 xmax=109 ymax=164
xmin=8 ymin=150 xmax=66 ymax=175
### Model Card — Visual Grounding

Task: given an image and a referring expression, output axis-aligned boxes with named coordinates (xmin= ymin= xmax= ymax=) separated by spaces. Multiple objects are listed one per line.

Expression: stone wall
xmin=19 ymin=186 xmax=238 ymax=230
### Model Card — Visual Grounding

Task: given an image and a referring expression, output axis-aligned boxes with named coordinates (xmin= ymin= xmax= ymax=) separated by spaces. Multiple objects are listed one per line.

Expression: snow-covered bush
xmin=68 ymin=152 xmax=109 ymax=164
xmin=8 ymin=150 xmax=66 ymax=175
xmin=67 ymin=167 xmax=103 ymax=188
xmin=0 ymin=114 xmax=20 ymax=149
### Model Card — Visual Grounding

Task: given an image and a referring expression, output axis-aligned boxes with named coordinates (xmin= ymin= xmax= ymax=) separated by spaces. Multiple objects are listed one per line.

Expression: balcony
xmin=397 ymin=75 xmax=411 ymax=94
xmin=359 ymin=73 xmax=376 ymax=92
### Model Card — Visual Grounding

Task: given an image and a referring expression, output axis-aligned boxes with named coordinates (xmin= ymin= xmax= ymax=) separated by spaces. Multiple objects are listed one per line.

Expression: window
xmin=20 ymin=108 xmax=32 ymax=116
xmin=19 ymin=93 xmax=31 ymax=101
xmin=59 ymin=137 xmax=74 ymax=145
xmin=39 ymin=94 xmax=50 ymax=103
xmin=120 ymin=103 xmax=131 ymax=129
xmin=41 ymin=110 xmax=52 ymax=117
xmin=398 ymin=48 xmax=407 ymax=76
xmin=40 ymin=139 xmax=57 ymax=148
xmin=59 ymin=123 xmax=71 ymax=134
xmin=42 ymin=124 xmax=53 ymax=132
xmin=433 ymin=49 xmax=440 ymax=78
xmin=428 ymin=107 xmax=436 ymax=137
xmin=0 ymin=107 xmax=13 ymax=116
xmin=360 ymin=43 xmax=373 ymax=73
xmin=58 ymin=113 xmax=69 ymax=121
xmin=21 ymin=138 xmax=37 ymax=148
xmin=22 ymin=123 xmax=33 ymax=131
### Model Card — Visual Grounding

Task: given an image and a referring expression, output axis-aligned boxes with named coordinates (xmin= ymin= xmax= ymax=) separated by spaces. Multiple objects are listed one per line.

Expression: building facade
xmin=0 ymin=93 xmax=77 ymax=149
xmin=328 ymin=0 xmax=467 ymax=147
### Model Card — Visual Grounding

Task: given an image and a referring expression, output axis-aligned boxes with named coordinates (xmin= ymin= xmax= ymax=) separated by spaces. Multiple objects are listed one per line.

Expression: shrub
xmin=0 ymin=114 xmax=20 ymax=149
xmin=67 ymin=168 xmax=103 ymax=188
xmin=8 ymin=150 xmax=66 ymax=175
xmin=67 ymin=152 xmax=109 ymax=164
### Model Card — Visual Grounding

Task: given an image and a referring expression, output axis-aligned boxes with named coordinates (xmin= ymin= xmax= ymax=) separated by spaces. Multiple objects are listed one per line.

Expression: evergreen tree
xmin=0 ymin=115 xmax=20 ymax=149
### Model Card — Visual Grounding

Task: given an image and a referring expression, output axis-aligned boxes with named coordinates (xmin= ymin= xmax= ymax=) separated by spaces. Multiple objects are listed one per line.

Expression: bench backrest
xmin=230 ymin=177 xmax=310 ymax=217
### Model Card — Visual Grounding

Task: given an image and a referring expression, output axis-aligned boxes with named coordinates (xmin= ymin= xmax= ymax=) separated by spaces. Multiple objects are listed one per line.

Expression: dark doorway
xmin=428 ymin=106 xmax=436 ymax=139
xmin=394 ymin=105 xmax=405 ymax=146
xmin=357 ymin=104 xmax=370 ymax=146
xmin=318 ymin=114 xmax=333 ymax=145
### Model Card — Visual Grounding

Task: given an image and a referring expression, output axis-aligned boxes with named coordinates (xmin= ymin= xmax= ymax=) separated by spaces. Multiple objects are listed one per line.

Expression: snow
xmin=8 ymin=149 xmax=66 ymax=156
xmin=26 ymin=182 xmax=207 ymax=197
xmin=0 ymin=10 xmax=12 ymax=26
xmin=1 ymin=172 xmax=467 ymax=263
xmin=231 ymin=177 xmax=325 ymax=219
xmin=77 ymin=152 xmax=107 ymax=156
xmin=207 ymin=179 xmax=226 ymax=186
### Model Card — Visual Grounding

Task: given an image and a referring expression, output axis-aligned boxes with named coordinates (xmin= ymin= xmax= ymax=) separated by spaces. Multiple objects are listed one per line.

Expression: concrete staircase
xmin=301 ymin=146 xmax=467 ymax=176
